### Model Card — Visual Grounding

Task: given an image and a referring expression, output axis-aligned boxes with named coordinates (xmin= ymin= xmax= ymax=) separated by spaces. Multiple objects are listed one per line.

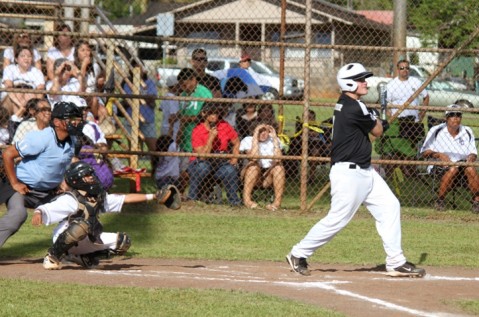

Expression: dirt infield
xmin=1 ymin=257 xmax=478 ymax=317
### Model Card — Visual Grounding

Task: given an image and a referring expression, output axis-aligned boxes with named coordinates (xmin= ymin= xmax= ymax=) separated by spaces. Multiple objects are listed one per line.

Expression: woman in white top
xmin=46 ymin=23 xmax=75 ymax=81
xmin=74 ymin=40 xmax=107 ymax=121
xmin=2 ymin=46 xmax=45 ymax=116
xmin=46 ymin=58 xmax=85 ymax=106
xmin=3 ymin=32 xmax=42 ymax=70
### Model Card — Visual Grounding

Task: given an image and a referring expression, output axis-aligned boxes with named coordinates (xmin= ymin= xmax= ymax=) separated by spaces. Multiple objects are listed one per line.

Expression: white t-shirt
xmin=46 ymin=46 xmax=75 ymax=62
xmin=420 ymin=123 xmax=477 ymax=163
xmin=159 ymin=92 xmax=180 ymax=139
xmin=3 ymin=47 xmax=42 ymax=63
xmin=85 ymin=63 xmax=102 ymax=93
xmin=386 ymin=76 xmax=428 ymax=121
xmin=82 ymin=121 xmax=107 ymax=144
xmin=46 ymin=77 xmax=81 ymax=105
xmin=239 ymin=136 xmax=284 ymax=168
xmin=2 ymin=64 xmax=45 ymax=88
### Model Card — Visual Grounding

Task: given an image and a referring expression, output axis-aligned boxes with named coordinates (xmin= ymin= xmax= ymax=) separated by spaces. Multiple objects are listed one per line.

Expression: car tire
xmin=261 ymin=88 xmax=279 ymax=100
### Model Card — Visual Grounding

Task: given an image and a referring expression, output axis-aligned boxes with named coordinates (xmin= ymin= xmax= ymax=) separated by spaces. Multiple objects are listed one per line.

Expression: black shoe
xmin=285 ymin=253 xmax=310 ymax=276
xmin=386 ymin=262 xmax=426 ymax=278
xmin=65 ymin=254 xmax=99 ymax=269
xmin=435 ymin=198 xmax=445 ymax=211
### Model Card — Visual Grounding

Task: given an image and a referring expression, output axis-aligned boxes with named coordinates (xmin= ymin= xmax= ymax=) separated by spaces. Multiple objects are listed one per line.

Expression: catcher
xmin=32 ymin=161 xmax=181 ymax=270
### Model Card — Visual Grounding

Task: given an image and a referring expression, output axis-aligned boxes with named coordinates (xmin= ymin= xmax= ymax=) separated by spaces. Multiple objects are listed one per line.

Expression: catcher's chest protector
xmin=66 ymin=191 xmax=106 ymax=243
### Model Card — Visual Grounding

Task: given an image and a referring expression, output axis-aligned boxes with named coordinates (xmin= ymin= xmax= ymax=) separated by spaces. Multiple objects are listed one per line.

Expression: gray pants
xmin=0 ymin=188 xmax=54 ymax=248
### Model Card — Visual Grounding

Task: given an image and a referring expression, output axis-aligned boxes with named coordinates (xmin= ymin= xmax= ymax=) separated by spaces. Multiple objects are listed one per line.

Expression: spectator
xmin=1 ymin=46 xmax=45 ymax=116
xmin=175 ymin=67 xmax=213 ymax=194
xmin=0 ymin=101 xmax=83 ymax=248
xmin=240 ymin=124 xmax=285 ymax=210
xmin=256 ymin=104 xmax=279 ymax=132
xmin=420 ymin=104 xmax=479 ymax=213
xmin=153 ymin=135 xmax=180 ymax=190
xmin=74 ymin=40 xmax=107 ymax=124
xmin=46 ymin=23 xmax=75 ymax=81
xmin=387 ymin=59 xmax=429 ymax=123
xmin=12 ymin=98 xmax=51 ymax=144
xmin=190 ymin=48 xmax=222 ymax=98
xmin=3 ymin=32 xmax=42 ymax=70
xmin=239 ymin=53 xmax=252 ymax=70
xmin=121 ymin=60 xmax=158 ymax=153
xmin=187 ymin=102 xmax=242 ymax=206
xmin=235 ymin=103 xmax=258 ymax=139
xmin=77 ymin=105 xmax=114 ymax=191
xmin=159 ymin=75 xmax=180 ymax=140
xmin=46 ymin=58 xmax=86 ymax=107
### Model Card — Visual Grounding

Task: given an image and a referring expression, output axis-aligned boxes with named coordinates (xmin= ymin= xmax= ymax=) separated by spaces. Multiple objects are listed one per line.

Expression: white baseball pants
xmin=291 ymin=162 xmax=407 ymax=270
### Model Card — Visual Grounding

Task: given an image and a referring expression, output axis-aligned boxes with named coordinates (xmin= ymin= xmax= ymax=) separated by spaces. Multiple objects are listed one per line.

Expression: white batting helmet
xmin=337 ymin=63 xmax=373 ymax=92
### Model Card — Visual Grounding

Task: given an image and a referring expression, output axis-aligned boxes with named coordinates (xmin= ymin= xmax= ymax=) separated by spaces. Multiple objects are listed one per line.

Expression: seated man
xmin=240 ymin=124 xmax=285 ymax=211
xmin=187 ymin=102 xmax=242 ymax=206
xmin=420 ymin=104 xmax=479 ymax=212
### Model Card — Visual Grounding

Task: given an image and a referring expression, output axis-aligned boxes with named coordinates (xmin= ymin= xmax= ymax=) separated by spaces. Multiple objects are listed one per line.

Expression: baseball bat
xmin=378 ymin=82 xmax=387 ymax=120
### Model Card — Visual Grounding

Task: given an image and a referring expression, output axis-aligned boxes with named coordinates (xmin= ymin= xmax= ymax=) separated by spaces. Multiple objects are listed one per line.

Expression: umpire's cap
xmin=51 ymin=101 xmax=83 ymax=120
xmin=445 ymin=104 xmax=463 ymax=117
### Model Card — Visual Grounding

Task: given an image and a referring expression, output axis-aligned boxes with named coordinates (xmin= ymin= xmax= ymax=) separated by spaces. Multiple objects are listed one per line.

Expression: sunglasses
xmin=193 ymin=57 xmax=207 ymax=62
xmin=398 ymin=66 xmax=410 ymax=70
xmin=446 ymin=112 xmax=462 ymax=118
xmin=38 ymin=107 xmax=52 ymax=113
xmin=18 ymin=34 xmax=30 ymax=39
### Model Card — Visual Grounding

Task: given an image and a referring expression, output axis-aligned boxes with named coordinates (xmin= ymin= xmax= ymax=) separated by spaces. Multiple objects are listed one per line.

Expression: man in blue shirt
xmin=0 ymin=101 xmax=83 ymax=248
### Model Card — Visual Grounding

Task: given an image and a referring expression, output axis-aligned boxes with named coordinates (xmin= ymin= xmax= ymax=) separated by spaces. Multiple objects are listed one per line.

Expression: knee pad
xmin=115 ymin=232 xmax=131 ymax=255
xmin=64 ymin=219 xmax=90 ymax=245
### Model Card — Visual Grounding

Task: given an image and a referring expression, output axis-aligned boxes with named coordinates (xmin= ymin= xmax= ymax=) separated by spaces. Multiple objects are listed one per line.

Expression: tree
xmin=409 ymin=0 xmax=479 ymax=49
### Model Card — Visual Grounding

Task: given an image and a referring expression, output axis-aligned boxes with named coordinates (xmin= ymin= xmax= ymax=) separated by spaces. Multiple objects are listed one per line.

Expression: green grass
xmin=0 ymin=278 xmax=341 ymax=317
xmin=2 ymin=186 xmax=479 ymax=315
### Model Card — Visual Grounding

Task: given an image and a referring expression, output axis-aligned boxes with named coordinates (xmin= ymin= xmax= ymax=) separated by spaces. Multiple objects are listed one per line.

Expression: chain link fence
xmin=1 ymin=0 xmax=479 ymax=212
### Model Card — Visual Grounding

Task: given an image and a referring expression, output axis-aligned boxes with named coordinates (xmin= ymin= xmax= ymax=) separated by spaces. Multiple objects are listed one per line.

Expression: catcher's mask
xmin=65 ymin=161 xmax=104 ymax=197
xmin=51 ymin=101 xmax=85 ymax=136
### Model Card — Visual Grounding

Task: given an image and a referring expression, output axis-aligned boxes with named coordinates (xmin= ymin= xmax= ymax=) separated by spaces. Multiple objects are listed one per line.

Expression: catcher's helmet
xmin=337 ymin=63 xmax=373 ymax=92
xmin=65 ymin=161 xmax=104 ymax=197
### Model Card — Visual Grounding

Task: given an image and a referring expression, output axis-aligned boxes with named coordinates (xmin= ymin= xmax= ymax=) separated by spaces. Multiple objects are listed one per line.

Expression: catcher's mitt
xmin=156 ymin=185 xmax=181 ymax=210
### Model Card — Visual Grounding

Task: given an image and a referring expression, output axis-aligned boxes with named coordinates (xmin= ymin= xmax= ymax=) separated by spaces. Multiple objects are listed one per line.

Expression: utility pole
xmin=392 ymin=0 xmax=407 ymax=76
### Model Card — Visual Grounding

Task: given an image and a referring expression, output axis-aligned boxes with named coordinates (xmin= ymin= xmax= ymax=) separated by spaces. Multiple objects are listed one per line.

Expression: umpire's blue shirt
xmin=15 ymin=127 xmax=74 ymax=191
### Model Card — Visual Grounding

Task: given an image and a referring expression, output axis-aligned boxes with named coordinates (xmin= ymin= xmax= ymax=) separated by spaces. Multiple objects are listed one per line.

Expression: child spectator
xmin=3 ymin=31 xmax=42 ymax=70
xmin=159 ymin=75 xmax=180 ymax=140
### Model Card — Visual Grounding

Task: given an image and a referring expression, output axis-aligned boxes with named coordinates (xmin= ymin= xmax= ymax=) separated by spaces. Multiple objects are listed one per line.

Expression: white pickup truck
xmin=156 ymin=66 xmax=182 ymax=87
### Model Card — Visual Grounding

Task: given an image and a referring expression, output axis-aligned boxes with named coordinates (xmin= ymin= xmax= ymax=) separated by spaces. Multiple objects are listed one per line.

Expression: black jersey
xmin=330 ymin=93 xmax=377 ymax=168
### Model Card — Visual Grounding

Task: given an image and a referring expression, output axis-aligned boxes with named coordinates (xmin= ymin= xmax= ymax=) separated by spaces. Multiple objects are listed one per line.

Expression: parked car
xmin=363 ymin=76 xmax=479 ymax=108
xmin=206 ymin=57 xmax=304 ymax=100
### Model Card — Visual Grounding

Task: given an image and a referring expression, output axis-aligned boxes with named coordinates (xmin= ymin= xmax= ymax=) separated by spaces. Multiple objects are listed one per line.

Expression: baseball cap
xmin=240 ymin=53 xmax=252 ymax=63
xmin=445 ymin=104 xmax=462 ymax=117
xmin=166 ymin=75 xmax=178 ymax=87
xmin=63 ymin=95 xmax=88 ymax=108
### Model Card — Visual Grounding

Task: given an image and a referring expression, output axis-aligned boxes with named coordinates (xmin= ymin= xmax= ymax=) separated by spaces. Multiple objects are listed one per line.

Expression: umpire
xmin=286 ymin=63 xmax=426 ymax=277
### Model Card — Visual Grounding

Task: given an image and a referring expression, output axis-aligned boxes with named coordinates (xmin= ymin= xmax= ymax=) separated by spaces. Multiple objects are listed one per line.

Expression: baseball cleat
xmin=386 ymin=262 xmax=426 ymax=278
xmin=43 ymin=254 xmax=62 ymax=270
xmin=286 ymin=253 xmax=311 ymax=276
xmin=64 ymin=254 xmax=99 ymax=269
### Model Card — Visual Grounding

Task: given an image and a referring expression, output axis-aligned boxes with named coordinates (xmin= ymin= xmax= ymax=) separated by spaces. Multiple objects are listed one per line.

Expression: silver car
xmin=364 ymin=76 xmax=479 ymax=108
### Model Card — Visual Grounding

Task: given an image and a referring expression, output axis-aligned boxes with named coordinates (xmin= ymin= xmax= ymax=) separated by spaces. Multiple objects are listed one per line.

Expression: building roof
xmin=357 ymin=10 xmax=393 ymax=26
